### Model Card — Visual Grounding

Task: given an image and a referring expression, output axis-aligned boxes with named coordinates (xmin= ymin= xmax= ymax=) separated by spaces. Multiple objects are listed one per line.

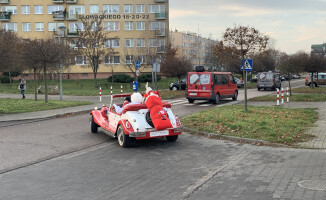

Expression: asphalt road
xmin=2 ymin=79 xmax=321 ymax=200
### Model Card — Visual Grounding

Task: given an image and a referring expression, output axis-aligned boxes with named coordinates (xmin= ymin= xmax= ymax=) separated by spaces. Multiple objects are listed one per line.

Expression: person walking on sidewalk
xmin=18 ymin=79 xmax=26 ymax=99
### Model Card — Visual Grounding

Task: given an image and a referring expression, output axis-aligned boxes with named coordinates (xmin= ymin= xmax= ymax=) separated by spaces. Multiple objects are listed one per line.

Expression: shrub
xmin=138 ymin=73 xmax=161 ymax=82
xmin=107 ymin=74 xmax=133 ymax=83
xmin=0 ymin=76 xmax=10 ymax=83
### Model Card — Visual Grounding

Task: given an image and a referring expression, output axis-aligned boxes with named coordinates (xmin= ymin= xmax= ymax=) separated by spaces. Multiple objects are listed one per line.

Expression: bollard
xmin=99 ymin=87 xmax=102 ymax=102
xmin=121 ymin=85 xmax=123 ymax=95
xmin=110 ymin=86 xmax=112 ymax=98
xmin=276 ymin=88 xmax=280 ymax=106
xmin=286 ymin=87 xmax=289 ymax=103
xmin=281 ymin=88 xmax=284 ymax=104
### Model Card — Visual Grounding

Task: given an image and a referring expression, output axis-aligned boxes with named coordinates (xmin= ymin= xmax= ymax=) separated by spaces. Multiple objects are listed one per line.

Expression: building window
xmin=136 ymin=21 xmax=145 ymax=30
xmin=104 ymin=39 xmax=120 ymax=48
xmin=21 ymin=5 xmax=30 ymax=14
xmin=124 ymin=5 xmax=133 ymax=13
xmin=136 ymin=38 xmax=146 ymax=47
xmin=2 ymin=23 xmax=17 ymax=32
xmin=125 ymin=55 xmax=134 ymax=64
xmin=48 ymin=5 xmax=63 ymax=14
xmin=22 ymin=23 xmax=31 ymax=32
xmin=69 ymin=22 xmax=84 ymax=32
xmin=90 ymin=5 xmax=99 ymax=14
xmin=136 ymin=55 xmax=146 ymax=64
xmin=103 ymin=5 xmax=119 ymax=14
xmin=105 ymin=55 xmax=120 ymax=64
xmin=149 ymin=38 xmax=159 ymax=47
xmin=48 ymin=22 xmax=64 ymax=31
xmin=35 ymin=23 xmax=44 ymax=31
xmin=125 ymin=39 xmax=134 ymax=48
xmin=76 ymin=56 xmax=87 ymax=65
xmin=148 ymin=5 xmax=165 ymax=13
xmin=69 ymin=5 xmax=85 ymax=14
xmin=136 ymin=5 xmax=145 ymax=13
xmin=104 ymin=22 xmax=120 ymax=31
xmin=34 ymin=5 xmax=43 ymax=14
xmin=124 ymin=21 xmax=133 ymax=31
xmin=1 ymin=6 xmax=17 ymax=14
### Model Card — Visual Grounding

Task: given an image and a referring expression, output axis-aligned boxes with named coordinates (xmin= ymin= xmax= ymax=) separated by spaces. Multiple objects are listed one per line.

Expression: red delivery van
xmin=186 ymin=71 xmax=238 ymax=104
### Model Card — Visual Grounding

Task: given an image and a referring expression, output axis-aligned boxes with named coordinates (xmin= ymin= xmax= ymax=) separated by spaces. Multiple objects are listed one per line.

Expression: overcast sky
xmin=169 ymin=0 xmax=326 ymax=54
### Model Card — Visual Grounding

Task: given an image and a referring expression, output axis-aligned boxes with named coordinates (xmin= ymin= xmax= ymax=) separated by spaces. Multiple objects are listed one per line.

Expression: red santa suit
xmin=144 ymin=90 xmax=173 ymax=130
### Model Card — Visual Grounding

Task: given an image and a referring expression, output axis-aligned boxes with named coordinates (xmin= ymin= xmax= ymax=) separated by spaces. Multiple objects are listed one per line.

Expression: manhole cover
xmin=298 ymin=180 xmax=326 ymax=191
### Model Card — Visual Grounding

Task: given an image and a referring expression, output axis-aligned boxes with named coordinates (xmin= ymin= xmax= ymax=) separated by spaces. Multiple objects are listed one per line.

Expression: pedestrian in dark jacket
xmin=18 ymin=79 xmax=26 ymax=99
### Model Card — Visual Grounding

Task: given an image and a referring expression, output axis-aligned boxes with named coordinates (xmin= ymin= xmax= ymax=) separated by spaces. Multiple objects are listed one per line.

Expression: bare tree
xmin=0 ymin=29 xmax=21 ymax=82
xmin=223 ymin=25 xmax=269 ymax=111
xmin=213 ymin=41 xmax=238 ymax=72
xmin=251 ymin=49 xmax=277 ymax=72
xmin=204 ymin=41 xmax=219 ymax=70
xmin=161 ymin=44 xmax=192 ymax=85
xmin=76 ymin=16 xmax=115 ymax=88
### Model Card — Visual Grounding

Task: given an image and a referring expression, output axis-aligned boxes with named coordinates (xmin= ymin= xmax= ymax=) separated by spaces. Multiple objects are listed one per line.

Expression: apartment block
xmin=0 ymin=0 xmax=169 ymax=79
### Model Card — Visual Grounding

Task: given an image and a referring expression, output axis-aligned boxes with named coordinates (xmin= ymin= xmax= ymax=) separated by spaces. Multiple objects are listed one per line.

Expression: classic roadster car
xmin=90 ymin=94 xmax=182 ymax=147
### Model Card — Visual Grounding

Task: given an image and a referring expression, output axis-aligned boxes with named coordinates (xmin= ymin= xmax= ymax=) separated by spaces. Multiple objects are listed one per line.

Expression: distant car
xmin=280 ymin=75 xmax=286 ymax=81
xmin=235 ymin=77 xmax=244 ymax=88
xmin=257 ymin=71 xmax=281 ymax=91
xmin=305 ymin=73 xmax=326 ymax=87
xmin=292 ymin=74 xmax=301 ymax=79
xmin=170 ymin=78 xmax=186 ymax=90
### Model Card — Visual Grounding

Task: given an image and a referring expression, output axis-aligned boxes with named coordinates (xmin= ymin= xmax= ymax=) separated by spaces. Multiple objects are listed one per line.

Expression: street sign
xmin=152 ymin=63 xmax=160 ymax=72
xmin=136 ymin=69 xmax=140 ymax=77
xmin=135 ymin=60 xmax=141 ymax=69
xmin=241 ymin=59 xmax=253 ymax=71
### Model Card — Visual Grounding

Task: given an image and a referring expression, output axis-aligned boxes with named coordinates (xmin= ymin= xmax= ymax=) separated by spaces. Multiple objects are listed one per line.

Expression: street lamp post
xmin=58 ymin=25 xmax=66 ymax=101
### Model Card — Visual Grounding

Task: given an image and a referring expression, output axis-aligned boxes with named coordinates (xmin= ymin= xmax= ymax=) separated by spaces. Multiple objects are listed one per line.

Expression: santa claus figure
xmin=144 ymin=83 xmax=173 ymax=130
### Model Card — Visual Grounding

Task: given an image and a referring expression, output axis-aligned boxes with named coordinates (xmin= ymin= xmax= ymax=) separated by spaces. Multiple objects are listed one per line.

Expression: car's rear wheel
xmin=166 ymin=135 xmax=178 ymax=142
xmin=213 ymin=93 xmax=219 ymax=104
xmin=188 ymin=99 xmax=194 ymax=103
xmin=146 ymin=111 xmax=154 ymax=127
xmin=117 ymin=125 xmax=131 ymax=148
xmin=172 ymin=86 xmax=178 ymax=91
xmin=232 ymin=91 xmax=238 ymax=101
xmin=91 ymin=115 xmax=98 ymax=133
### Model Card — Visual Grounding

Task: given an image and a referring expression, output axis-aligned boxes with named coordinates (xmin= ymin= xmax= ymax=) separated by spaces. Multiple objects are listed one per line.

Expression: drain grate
xmin=297 ymin=180 xmax=326 ymax=191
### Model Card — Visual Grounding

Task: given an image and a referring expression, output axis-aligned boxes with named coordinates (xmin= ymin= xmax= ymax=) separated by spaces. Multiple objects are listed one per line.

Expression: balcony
xmin=52 ymin=0 xmax=64 ymax=3
xmin=0 ymin=11 xmax=11 ymax=21
xmin=66 ymin=12 xmax=79 ymax=20
xmin=155 ymin=29 xmax=166 ymax=37
xmin=0 ymin=0 xmax=10 ymax=4
xmin=155 ymin=0 xmax=166 ymax=2
xmin=155 ymin=12 xmax=166 ymax=20
xmin=66 ymin=0 xmax=78 ymax=3
xmin=52 ymin=11 xmax=65 ymax=20
xmin=67 ymin=29 xmax=79 ymax=37
xmin=156 ymin=46 xmax=165 ymax=54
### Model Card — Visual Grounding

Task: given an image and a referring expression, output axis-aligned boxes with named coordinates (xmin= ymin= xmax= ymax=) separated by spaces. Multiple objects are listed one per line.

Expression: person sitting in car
xmin=113 ymin=92 xmax=142 ymax=114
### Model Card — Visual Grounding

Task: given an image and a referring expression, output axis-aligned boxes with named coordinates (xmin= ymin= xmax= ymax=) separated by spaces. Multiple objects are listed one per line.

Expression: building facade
xmin=0 ymin=0 xmax=169 ymax=79
xmin=311 ymin=43 xmax=326 ymax=56
xmin=170 ymin=30 xmax=217 ymax=70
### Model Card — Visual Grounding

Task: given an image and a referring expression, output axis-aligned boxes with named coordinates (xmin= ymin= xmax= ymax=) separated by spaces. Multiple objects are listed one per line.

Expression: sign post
xmin=241 ymin=59 xmax=253 ymax=112
xmin=152 ymin=63 xmax=160 ymax=90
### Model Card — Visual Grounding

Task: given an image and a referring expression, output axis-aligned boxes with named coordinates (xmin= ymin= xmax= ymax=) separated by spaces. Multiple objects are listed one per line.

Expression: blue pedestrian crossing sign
xmin=135 ymin=60 xmax=141 ymax=69
xmin=241 ymin=59 xmax=253 ymax=71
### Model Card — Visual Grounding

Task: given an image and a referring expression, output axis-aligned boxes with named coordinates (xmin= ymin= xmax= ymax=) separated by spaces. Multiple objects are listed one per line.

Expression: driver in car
xmin=113 ymin=92 xmax=142 ymax=114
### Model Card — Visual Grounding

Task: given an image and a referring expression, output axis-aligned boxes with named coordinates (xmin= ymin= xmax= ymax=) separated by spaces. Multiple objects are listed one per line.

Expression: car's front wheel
xmin=213 ymin=93 xmax=219 ymax=104
xmin=232 ymin=91 xmax=238 ymax=101
xmin=172 ymin=86 xmax=178 ymax=91
xmin=166 ymin=135 xmax=178 ymax=142
xmin=91 ymin=115 xmax=98 ymax=133
xmin=117 ymin=125 xmax=131 ymax=148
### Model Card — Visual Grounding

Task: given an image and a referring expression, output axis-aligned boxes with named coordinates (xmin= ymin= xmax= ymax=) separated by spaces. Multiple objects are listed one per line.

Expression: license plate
xmin=189 ymin=93 xmax=197 ymax=96
xmin=150 ymin=130 xmax=169 ymax=137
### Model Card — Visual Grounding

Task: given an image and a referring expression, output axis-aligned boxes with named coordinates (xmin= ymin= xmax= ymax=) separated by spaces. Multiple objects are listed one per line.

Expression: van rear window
xmin=189 ymin=74 xmax=210 ymax=84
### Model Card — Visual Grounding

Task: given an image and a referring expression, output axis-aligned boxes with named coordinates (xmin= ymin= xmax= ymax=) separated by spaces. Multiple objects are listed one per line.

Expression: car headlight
xmin=170 ymin=83 xmax=173 ymax=87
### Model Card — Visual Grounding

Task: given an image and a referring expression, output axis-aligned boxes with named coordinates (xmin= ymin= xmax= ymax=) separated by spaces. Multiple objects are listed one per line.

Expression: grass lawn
xmin=292 ymin=87 xmax=326 ymax=94
xmin=0 ymin=77 xmax=178 ymax=96
xmin=181 ymin=105 xmax=318 ymax=145
xmin=0 ymin=98 xmax=92 ymax=114
xmin=249 ymin=93 xmax=326 ymax=102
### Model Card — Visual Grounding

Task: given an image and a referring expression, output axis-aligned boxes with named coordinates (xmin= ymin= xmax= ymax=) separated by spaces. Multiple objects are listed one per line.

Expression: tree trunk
xmin=44 ymin=65 xmax=48 ymax=103
xmin=34 ymin=68 xmax=37 ymax=101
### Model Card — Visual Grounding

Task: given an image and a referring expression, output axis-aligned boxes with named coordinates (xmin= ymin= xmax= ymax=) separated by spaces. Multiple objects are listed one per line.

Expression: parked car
xmin=292 ymin=74 xmax=301 ymax=79
xmin=305 ymin=73 xmax=326 ymax=87
xmin=235 ymin=77 xmax=244 ymax=88
xmin=170 ymin=78 xmax=186 ymax=90
xmin=186 ymin=70 xmax=238 ymax=104
xmin=90 ymin=94 xmax=182 ymax=147
xmin=251 ymin=75 xmax=258 ymax=82
xmin=257 ymin=71 xmax=281 ymax=91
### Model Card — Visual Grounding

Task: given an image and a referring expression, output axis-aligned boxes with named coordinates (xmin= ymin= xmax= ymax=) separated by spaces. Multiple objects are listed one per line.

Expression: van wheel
xmin=232 ymin=91 xmax=238 ymax=101
xmin=188 ymin=99 xmax=194 ymax=103
xmin=258 ymin=88 xmax=261 ymax=91
xmin=166 ymin=135 xmax=178 ymax=142
xmin=213 ymin=94 xmax=220 ymax=104
xmin=314 ymin=82 xmax=318 ymax=87
xmin=91 ymin=115 xmax=98 ymax=133
xmin=117 ymin=125 xmax=131 ymax=148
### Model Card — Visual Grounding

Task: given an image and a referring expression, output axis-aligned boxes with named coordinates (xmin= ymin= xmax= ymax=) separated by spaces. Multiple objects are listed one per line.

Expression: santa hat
xmin=131 ymin=92 xmax=143 ymax=103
